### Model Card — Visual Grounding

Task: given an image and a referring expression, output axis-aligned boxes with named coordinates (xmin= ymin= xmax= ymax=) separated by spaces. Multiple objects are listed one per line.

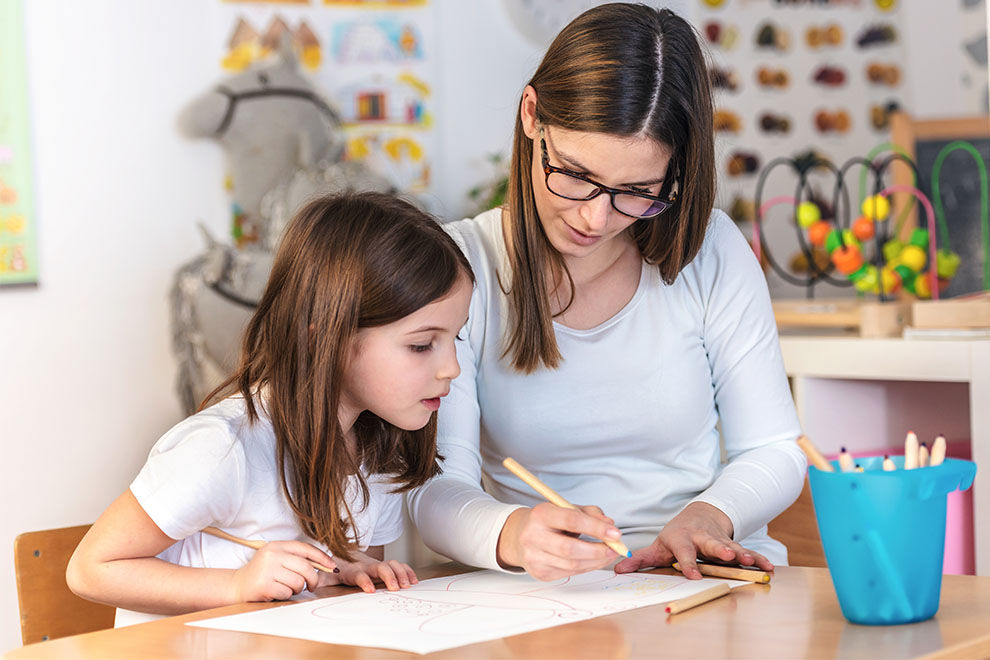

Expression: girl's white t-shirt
xmin=409 ymin=208 xmax=806 ymax=570
xmin=117 ymin=396 xmax=404 ymax=626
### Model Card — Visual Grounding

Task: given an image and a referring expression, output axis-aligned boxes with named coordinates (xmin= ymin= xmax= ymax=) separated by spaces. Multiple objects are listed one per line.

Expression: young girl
xmin=67 ymin=192 xmax=474 ymax=624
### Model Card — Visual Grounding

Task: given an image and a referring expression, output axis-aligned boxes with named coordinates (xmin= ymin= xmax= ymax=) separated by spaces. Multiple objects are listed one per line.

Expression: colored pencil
xmin=796 ymin=435 xmax=834 ymax=472
xmin=919 ymin=442 xmax=930 ymax=467
xmin=838 ymin=447 xmax=856 ymax=473
xmin=882 ymin=455 xmax=896 ymax=471
xmin=904 ymin=431 xmax=919 ymax=470
xmin=672 ymin=562 xmax=771 ymax=584
xmin=931 ymin=434 xmax=947 ymax=466
xmin=202 ymin=526 xmax=338 ymax=574
xmin=664 ymin=582 xmax=731 ymax=614
xmin=502 ymin=457 xmax=632 ymax=558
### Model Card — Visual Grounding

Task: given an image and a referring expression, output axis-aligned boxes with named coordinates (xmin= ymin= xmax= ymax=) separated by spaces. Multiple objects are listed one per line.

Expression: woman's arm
xmin=67 ymin=490 xmax=335 ymax=614
xmin=616 ymin=214 xmax=805 ymax=578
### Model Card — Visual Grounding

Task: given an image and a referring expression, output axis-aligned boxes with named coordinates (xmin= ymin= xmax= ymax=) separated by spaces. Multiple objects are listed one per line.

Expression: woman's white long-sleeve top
xmin=408 ymin=207 xmax=806 ymax=570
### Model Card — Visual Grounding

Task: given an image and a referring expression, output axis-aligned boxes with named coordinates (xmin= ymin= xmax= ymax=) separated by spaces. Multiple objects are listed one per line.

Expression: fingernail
xmin=333 ymin=567 xmax=340 ymax=573
xmin=607 ymin=528 xmax=621 ymax=539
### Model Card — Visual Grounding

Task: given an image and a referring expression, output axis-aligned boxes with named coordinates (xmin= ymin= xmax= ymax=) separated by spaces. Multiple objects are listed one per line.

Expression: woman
xmin=409 ymin=3 xmax=805 ymax=581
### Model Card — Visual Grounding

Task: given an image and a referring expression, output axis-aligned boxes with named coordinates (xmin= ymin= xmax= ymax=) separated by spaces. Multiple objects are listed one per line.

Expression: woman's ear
xmin=519 ymin=85 xmax=540 ymax=139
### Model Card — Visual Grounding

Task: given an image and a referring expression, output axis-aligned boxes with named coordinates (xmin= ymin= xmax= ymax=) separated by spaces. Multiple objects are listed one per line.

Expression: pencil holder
xmin=808 ymin=456 xmax=976 ymax=625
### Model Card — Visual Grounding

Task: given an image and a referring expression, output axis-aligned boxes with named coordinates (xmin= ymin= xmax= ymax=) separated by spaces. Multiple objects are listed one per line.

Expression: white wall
xmin=0 ymin=1 xmax=225 ymax=652
xmin=1 ymin=0 xmax=985 ymax=653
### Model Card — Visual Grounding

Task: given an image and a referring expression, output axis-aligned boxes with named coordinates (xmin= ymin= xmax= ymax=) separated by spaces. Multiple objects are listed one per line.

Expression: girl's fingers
xmin=281 ymin=555 xmax=321 ymax=592
xmin=376 ymin=562 xmax=400 ymax=591
xmin=353 ymin=572 xmax=376 ymax=594
xmin=387 ymin=560 xmax=412 ymax=588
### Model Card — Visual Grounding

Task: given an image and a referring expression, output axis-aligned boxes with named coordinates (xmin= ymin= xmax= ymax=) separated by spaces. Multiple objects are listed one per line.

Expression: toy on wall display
xmin=751 ymin=145 xmax=981 ymax=308
xmin=805 ymin=23 xmax=843 ymax=49
xmin=756 ymin=66 xmax=789 ymax=89
xmin=710 ymin=67 xmax=740 ymax=92
xmin=0 ymin=0 xmax=38 ymax=286
xmin=755 ymin=21 xmax=790 ymax=52
xmin=869 ymin=100 xmax=900 ymax=131
xmin=714 ymin=109 xmax=742 ymax=134
xmin=814 ymin=108 xmax=852 ymax=134
xmin=223 ymin=16 xmax=323 ymax=72
xmin=856 ymin=24 xmax=897 ymax=48
xmin=866 ymin=62 xmax=901 ymax=86
xmin=704 ymin=20 xmax=739 ymax=50
xmin=332 ymin=17 xmax=423 ymax=63
xmin=812 ymin=65 xmax=846 ymax=88
xmin=727 ymin=151 xmax=761 ymax=177
xmin=759 ymin=112 xmax=792 ymax=135
xmin=170 ymin=38 xmax=394 ymax=413
xmin=334 ymin=71 xmax=430 ymax=126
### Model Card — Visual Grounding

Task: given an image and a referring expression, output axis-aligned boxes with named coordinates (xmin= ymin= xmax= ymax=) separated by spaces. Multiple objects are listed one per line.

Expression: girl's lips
xmin=422 ymin=397 xmax=441 ymax=411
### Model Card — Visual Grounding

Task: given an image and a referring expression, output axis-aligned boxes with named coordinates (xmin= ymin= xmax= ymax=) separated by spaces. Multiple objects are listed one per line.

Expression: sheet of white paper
xmin=188 ymin=569 xmax=748 ymax=654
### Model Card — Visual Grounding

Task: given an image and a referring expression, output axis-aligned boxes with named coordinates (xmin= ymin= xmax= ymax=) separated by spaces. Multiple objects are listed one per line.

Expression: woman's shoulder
xmin=690 ymin=208 xmax=756 ymax=268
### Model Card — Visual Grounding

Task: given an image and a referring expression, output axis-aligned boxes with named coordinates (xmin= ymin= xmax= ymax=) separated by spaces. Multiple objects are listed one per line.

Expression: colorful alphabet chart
xmin=189 ymin=569 xmax=747 ymax=654
xmin=0 ymin=0 xmax=38 ymax=285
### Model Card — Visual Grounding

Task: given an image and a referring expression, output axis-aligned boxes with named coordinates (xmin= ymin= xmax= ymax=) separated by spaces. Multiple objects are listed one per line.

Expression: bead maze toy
xmin=753 ymin=140 xmax=986 ymax=336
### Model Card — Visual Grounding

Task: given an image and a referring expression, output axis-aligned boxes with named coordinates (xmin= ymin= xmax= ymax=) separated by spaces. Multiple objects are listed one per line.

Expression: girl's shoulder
xmin=150 ymin=396 xmax=269 ymax=461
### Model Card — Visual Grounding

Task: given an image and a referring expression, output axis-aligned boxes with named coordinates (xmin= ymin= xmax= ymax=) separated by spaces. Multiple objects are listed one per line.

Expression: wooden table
xmin=6 ymin=565 xmax=990 ymax=659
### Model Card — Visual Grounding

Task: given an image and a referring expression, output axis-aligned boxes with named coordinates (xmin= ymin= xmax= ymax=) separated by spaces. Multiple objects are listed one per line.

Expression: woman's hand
xmin=231 ymin=540 xmax=337 ymax=602
xmin=328 ymin=552 xmax=418 ymax=594
xmin=613 ymin=502 xmax=773 ymax=578
xmin=496 ymin=503 xmax=625 ymax=581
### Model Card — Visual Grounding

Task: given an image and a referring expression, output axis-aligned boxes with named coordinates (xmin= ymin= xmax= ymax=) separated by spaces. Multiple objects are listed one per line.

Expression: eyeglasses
xmin=539 ymin=128 xmax=677 ymax=219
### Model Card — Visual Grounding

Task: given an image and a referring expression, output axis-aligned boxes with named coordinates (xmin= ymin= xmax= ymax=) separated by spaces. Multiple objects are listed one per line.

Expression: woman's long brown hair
xmin=502 ymin=4 xmax=716 ymax=372
xmin=203 ymin=192 xmax=473 ymax=560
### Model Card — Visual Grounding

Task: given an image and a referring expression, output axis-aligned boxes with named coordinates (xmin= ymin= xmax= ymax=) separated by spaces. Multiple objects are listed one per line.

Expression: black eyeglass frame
xmin=539 ymin=129 xmax=678 ymax=219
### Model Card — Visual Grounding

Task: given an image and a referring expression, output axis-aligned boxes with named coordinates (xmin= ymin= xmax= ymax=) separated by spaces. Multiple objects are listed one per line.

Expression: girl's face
xmin=340 ymin=272 xmax=473 ymax=432
xmin=519 ymin=87 xmax=675 ymax=262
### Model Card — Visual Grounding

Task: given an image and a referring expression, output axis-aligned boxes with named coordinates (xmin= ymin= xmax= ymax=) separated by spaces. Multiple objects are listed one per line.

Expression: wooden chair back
xmin=13 ymin=525 xmax=115 ymax=644
xmin=768 ymin=478 xmax=827 ymax=568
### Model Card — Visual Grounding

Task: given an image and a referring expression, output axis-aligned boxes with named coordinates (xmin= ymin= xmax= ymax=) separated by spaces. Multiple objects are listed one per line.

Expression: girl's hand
xmin=231 ymin=540 xmax=337 ymax=602
xmin=330 ymin=552 xmax=418 ymax=593
xmin=496 ymin=503 xmax=623 ymax=581
xmin=613 ymin=502 xmax=774 ymax=578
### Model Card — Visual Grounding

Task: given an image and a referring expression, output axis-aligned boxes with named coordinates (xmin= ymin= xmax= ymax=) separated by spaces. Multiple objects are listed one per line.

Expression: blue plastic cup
xmin=808 ymin=456 xmax=976 ymax=625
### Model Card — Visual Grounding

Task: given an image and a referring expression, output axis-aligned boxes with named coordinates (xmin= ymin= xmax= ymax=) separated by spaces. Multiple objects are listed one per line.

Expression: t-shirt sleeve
xmin=367 ymin=487 xmax=405 ymax=547
xmin=129 ymin=416 xmax=247 ymax=541
xmin=690 ymin=212 xmax=807 ymax=541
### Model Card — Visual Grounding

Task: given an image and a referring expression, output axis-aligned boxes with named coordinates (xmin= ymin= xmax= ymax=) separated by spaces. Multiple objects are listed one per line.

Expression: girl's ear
xmin=519 ymin=85 xmax=540 ymax=140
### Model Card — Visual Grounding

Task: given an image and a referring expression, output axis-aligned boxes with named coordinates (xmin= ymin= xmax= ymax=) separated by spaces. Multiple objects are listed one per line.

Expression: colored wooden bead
xmin=852 ymin=215 xmax=875 ymax=241
xmin=825 ymin=228 xmax=842 ymax=254
xmin=936 ymin=250 xmax=961 ymax=279
xmin=861 ymin=194 xmax=890 ymax=220
xmin=899 ymin=244 xmax=927 ymax=271
xmin=796 ymin=201 xmax=821 ymax=228
xmin=914 ymin=272 xmax=932 ymax=299
xmin=880 ymin=266 xmax=902 ymax=293
xmin=808 ymin=220 xmax=831 ymax=247
xmin=882 ymin=239 xmax=904 ymax=263
xmin=908 ymin=228 xmax=929 ymax=248
xmin=853 ymin=264 xmax=879 ymax=292
xmin=832 ymin=244 xmax=863 ymax=274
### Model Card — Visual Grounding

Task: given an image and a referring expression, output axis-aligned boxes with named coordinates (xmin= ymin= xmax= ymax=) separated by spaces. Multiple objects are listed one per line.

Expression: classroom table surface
xmin=6 ymin=564 xmax=990 ymax=660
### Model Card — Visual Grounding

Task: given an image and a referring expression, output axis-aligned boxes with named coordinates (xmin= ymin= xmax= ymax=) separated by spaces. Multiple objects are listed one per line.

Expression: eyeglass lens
xmin=546 ymin=171 xmax=668 ymax=218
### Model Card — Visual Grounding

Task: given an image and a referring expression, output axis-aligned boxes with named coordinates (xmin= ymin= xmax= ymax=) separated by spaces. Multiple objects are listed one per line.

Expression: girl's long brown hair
xmin=203 ymin=192 xmax=473 ymax=560
xmin=502 ymin=3 xmax=715 ymax=372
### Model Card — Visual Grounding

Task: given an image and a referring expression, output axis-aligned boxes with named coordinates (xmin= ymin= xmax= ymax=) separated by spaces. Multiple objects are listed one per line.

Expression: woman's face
xmin=520 ymin=88 xmax=675 ymax=261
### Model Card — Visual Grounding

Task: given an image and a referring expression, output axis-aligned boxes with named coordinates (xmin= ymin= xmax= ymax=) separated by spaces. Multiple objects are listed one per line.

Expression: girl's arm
xmin=67 ymin=489 xmax=336 ymax=615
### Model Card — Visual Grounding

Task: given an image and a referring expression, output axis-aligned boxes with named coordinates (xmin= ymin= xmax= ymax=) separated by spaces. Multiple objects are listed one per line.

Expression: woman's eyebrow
xmin=552 ymin=143 xmax=666 ymax=187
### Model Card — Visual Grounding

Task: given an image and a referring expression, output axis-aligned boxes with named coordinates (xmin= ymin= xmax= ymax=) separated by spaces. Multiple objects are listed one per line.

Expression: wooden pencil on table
xmin=202 ymin=526 xmax=338 ymax=574
xmin=672 ymin=562 xmax=771 ymax=584
xmin=664 ymin=582 xmax=731 ymax=615
xmin=502 ymin=457 xmax=632 ymax=558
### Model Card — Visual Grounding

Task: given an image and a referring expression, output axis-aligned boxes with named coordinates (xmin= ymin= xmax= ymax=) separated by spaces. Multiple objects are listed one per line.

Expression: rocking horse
xmin=170 ymin=38 xmax=393 ymax=413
